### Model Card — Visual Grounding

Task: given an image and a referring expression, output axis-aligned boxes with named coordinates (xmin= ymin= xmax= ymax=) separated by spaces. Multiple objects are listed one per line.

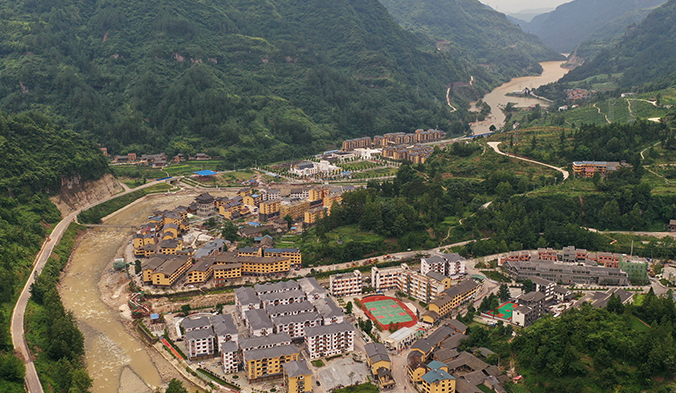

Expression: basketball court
xmin=361 ymin=295 xmax=417 ymax=329
xmin=486 ymin=302 xmax=518 ymax=320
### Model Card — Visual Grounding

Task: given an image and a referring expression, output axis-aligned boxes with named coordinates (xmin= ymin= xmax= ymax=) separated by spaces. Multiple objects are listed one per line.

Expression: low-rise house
xmin=159 ymin=239 xmax=182 ymax=255
xmin=365 ymin=343 xmax=395 ymax=389
xmin=553 ymin=286 xmax=573 ymax=302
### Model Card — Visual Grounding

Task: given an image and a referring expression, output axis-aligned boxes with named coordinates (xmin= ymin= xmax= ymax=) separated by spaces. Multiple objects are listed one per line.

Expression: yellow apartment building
xmin=283 ymin=361 xmax=313 ymax=393
xmin=213 ymin=263 xmax=243 ymax=284
xmin=423 ymin=280 xmax=480 ymax=324
xmin=280 ymin=199 xmax=311 ymax=220
xmin=186 ymin=259 xmax=215 ymax=284
xmin=244 ymin=346 xmax=300 ymax=382
xmin=304 ymin=207 xmax=325 ymax=225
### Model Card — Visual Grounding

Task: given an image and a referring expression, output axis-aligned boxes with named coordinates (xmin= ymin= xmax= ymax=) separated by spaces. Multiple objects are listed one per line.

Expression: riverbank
xmin=470 ymin=60 xmax=570 ymax=135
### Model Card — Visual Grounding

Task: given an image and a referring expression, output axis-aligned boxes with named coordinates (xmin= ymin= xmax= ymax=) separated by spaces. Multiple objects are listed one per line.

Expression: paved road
xmin=10 ymin=179 xmax=167 ymax=393
xmin=488 ymin=141 xmax=570 ymax=181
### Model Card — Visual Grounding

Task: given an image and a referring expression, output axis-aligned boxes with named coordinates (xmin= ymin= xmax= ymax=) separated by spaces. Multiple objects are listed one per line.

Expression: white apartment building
xmin=372 ymin=264 xmax=408 ymax=291
xmin=304 ymin=322 xmax=355 ymax=359
xmin=272 ymin=312 xmax=323 ymax=338
xmin=235 ymin=286 xmax=261 ymax=319
xmin=240 ymin=333 xmax=293 ymax=352
xmin=245 ymin=308 xmax=275 ymax=337
xmin=267 ymin=300 xmax=316 ymax=318
xmin=329 ymin=270 xmax=363 ymax=297
xmin=420 ymin=253 xmax=466 ymax=279
xmin=221 ymin=341 xmax=239 ymax=373
xmin=312 ymin=298 xmax=345 ymax=325
xmin=186 ymin=328 xmax=216 ymax=359
xmin=262 ymin=188 xmax=281 ymax=201
xmin=298 ymin=277 xmax=328 ymax=301
xmin=259 ymin=289 xmax=306 ymax=309
xmin=254 ymin=280 xmax=300 ymax=295
xmin=210 ymin=314 xmax=239 ymax=350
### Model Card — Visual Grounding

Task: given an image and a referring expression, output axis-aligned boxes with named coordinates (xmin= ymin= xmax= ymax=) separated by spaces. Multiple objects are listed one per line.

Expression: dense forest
xmin=559 ymin=0 xmax=676 ymax=89
xmin=0 ymin=112 xmax=104 ymax=391
xmin=0 ymin=0 xmax=508 ymax=164
xmin=514 ymin=0 xmax=667 ymax=53
xmin=378 ymin=0 xmax=562 ymax=81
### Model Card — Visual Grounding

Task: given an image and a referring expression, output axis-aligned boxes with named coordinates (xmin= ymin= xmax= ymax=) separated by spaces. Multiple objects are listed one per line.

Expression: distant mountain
xmin=379 ymin=0 xmax=563 ymax=82
xmin=506 ymin=8 xmax=555 ymax=23
xmin=518 ymin=0 xmax=668 ymax=53
xmin=0 ymin=0 xmax=478 ymax=164
xmin=561 ymin=0 xmax=676 ymax=88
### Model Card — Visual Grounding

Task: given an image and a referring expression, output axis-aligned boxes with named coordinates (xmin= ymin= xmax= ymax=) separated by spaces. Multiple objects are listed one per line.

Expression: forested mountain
xmin=516 ymin=0 xmax=667 ymax=53
xmin=0 ymin=0 xmax=487 ymax=164
xmin=378 ymin=0 xmax=563 ymax=81
xmin=0 ymin=111 xmax=106 ymax=391
xmin=561 ymin=0 xmax=676 ymax=89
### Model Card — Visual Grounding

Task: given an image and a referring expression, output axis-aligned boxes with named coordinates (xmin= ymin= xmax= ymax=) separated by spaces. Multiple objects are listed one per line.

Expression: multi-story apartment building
xmin=283 ymin=361 xmax=313 ymax=393
xmin=297 ymin=277 xmax=328 ymax=301
xmin=420 ymin=361 xmax=456 ymax=393
xmin=211 ymin=314 xmax=239 ymax=349
xmin=235 ymin=287 xmax=261 ymax=319
xmin=372 ymin=264 xmax=408 ymax=291
xmin=262 ymin=188 xmax=282 ymax=201
xmin=280 ymin=198 xmax=311 ymax=220
xmin=422 ymin=279 xmax=481 ymax=323
xmin=213 ymin=263 xmax=242 ymax=285
xmin=304 ymin=207 xmax=325 ymax=225
xmin=142 ymin=255 xmax=192 ymax=287
xmin=255 ymin=280 xmax=300 ymax=295
xmin=245 ymin=308 xmax=275 ymax=337
xmin=342 ymin=137 xmax=373 ymax=151
xmin=259 ymin=289 xmax=306 ymax=309
xmin=186 ymin=258 xmax=215 ymax=284
xmin=537 ymin=248 xmax=557 ymax=261
xmin=185 ymin=327 xmax=216 ymax=360
xmin=597 ymin=252 xmax=621 ymax=268
xmin=420 ymin=253 xmax=467 ymax=279
xmin=272 ymin=312 xmax=323 ymax=338
xmin=262 ymin=248 xmax=302 ymax=268
xmin=329 ymin=270 xmax=363 ymax=297
xmin=312 ymin=298 xmax=345 ymax=325
xmin=221 ymin=341 xmax=239 ymax=374
xmin=267 ymin=301 xmax=316 ymax=318
xmin=259 ymin=200 xmax=281 ymax=222
xmin=304 ymin=323 xmax=355 ymax=359
xmin=243 ymin=346 xmax=300 ymax=382
xmin=503 ymin=259 xmax=629 ymax=285
xmin=240 ymin=333 xmax=293 ymax=352
xmin=399 ymin=270 xmax=451 ymax=304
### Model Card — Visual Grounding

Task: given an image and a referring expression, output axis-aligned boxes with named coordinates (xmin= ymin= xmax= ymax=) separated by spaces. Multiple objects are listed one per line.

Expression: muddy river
xmin=470 ymin=60 xmax=570 ymax=135
xmin=59 ymin=191 xmax=231 ymax=393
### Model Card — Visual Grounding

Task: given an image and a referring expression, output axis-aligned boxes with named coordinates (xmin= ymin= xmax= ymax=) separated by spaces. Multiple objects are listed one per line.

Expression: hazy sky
xmin=480 ymin=0 xmax=572 ymax=14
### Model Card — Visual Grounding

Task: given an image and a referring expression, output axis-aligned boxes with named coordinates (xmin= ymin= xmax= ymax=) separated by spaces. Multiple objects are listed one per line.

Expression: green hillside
xmin=562 ymin=0 xmax=676 ymax=89
xmin=521 ymin=0 xmax=667 ymax=53
xmin=0 ymin=0 xmax=483 ymax=164
xmin=0 ymin=111 xmax=106 ymax=392
xmin=378 ymin=0 xmax=563 ymax=81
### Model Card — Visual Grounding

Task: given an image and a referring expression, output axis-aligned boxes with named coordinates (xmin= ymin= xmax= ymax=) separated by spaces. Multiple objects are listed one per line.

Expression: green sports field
xmin=363 ymin=299 xmax=413 ymax=326
xmin=487 ymin=302 xmax=518 ymax=320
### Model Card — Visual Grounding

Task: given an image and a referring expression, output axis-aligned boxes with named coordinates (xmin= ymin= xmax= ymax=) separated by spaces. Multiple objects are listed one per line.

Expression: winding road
xmin=10 ymin=179 xmax=168 ymax=393
xmin=487 ymin=141 xmax=570 ymax=181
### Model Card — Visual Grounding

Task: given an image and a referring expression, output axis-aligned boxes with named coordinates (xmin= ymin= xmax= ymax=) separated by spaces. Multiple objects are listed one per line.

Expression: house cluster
xmin=233 ymin=278 xmax=355 ymax=382
xmin=500 ymin=246 xmax=647 ymax=284
xmin=406 ymin=321 xmax=507 ymax=393
xmin=380 ymin=144 xmax=435 ymax=164
xmin=572 ymin=161 xmax=628 ymax=178
xmin=565 ymin=88 xmax=595 ymax=101
xmin=133 ymin=207 xmax=191 ymax=259
xmin=192 ymin=185 xmax=354 ymax=227
xmin=141 ymin=242 xmax=301 ymax=287
xmin=289 ymin=160 xmax=341 ymax=177
xmin=341 ymin=129 xmax=446 ymax=151
xmin=180 ymin=313 xmax=313 ymax=392
xmin=111 ymin=152 xmax=211 ymax=166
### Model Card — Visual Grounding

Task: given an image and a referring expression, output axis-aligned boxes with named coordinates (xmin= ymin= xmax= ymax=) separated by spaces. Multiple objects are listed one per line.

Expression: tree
xmin=606 ymin=294 xmax=624 ymax=314
xmin=165 ymin=379 xmax=188 ymax=393
xmin=134 ymin=260 xmax=142 ymax=275
xmin=180 ymin=304 xmax=191 ymax=315
xmin=221 ymin=220 xmax=238 ymax=242
xmin=498 ymin=284 xmax=510 ymax=301
xmin=345 ymin=301 xmax=353 ymax=314
xmin=283 ymin=214 xmax=294 ymax=230
xmin=522 ymin=279 xmax=534 ymax=293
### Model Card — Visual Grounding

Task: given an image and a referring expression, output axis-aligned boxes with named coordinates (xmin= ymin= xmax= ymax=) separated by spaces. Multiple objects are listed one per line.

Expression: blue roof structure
xmin=422 ymin=369 xmax=455 ymax=384
xmin=150 ymin=313 xmax=160 ymax=320
xmin=194 ymin=170 xmax=218 ymax=176
xmin=248 ymin=221 xmax=260 ymax=227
